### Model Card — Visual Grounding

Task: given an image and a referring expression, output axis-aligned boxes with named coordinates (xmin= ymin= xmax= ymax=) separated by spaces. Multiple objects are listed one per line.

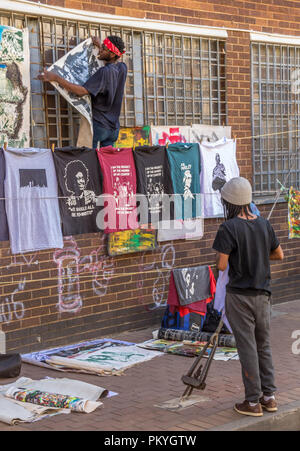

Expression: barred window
xmin=0 ymin=10 xmax=227 ymax=147
xmin=251 ymin=42 xmax=300 ymax=195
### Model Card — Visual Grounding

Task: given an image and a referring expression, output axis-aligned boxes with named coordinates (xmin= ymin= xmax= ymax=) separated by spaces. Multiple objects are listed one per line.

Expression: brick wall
xmin=1 ymin=0 xmax=300 ymax=353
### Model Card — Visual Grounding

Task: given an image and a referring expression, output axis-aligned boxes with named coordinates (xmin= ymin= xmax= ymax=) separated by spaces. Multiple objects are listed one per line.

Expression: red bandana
xmin=103 ymin=37 xmax=125 ymax=57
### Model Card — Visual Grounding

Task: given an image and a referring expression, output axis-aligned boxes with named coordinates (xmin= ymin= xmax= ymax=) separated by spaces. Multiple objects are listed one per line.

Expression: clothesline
xmin=0 ymin=189 xmax=291 ymax=201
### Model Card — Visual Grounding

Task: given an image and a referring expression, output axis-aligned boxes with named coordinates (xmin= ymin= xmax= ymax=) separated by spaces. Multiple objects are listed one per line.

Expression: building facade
xmin=0 ymin=0 xmax=300 ymax=353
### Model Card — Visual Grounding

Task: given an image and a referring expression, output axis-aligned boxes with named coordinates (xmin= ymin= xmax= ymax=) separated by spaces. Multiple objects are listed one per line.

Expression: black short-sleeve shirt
xmin=83 ymin=62 xmax=127 ymax=130
xmin=212 ymin=216 xmax=280 ymax=295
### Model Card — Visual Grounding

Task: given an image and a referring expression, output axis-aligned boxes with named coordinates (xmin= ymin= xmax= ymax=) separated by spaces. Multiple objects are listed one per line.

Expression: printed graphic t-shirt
xmin=200 ymin=138 xmax=239 ymax=217
xmin=4 ymin=148 xmax=63 ymax=254
xmin=53 ymin=147 xmax=102 ymax=236
xmin=0 ymin=150 xmax=9 ymax=241
xmin=97 ymin=146 xmax=137 ymax=233
xmin=133 ymin=146 xmax=174 ymax=224
xmin=166 ymin=143 xmax=201 ymax=220
xmin=83 ymin=62 xmax=127 ymax=130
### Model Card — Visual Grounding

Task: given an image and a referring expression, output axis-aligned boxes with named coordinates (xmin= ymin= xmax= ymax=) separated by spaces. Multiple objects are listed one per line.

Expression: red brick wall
xmin=1 ymin=0 xmax=300 ymax=353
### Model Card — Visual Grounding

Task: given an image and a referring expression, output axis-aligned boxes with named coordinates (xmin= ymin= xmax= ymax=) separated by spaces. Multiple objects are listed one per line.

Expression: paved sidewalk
xmin=0 ymin=300 xmax=299 ymax=432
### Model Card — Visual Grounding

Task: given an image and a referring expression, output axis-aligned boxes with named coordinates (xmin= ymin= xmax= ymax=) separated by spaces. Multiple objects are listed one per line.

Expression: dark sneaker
xmin=234 ymin=400 xmax=263 ymax=417
xmin=259 ymin=396 xmax=278 ymax=412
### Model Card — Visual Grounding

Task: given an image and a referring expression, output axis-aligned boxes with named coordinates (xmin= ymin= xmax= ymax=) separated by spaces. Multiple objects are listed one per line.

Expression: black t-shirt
xmin=83 ymin=62 xmax=127 ymax=130
xmin=133 ymin=146 xmax=174 ymax=224
xmin=212 ymin=216 xmax=280 ymax=295
xmin=53 ymin=147 xmax=102 ymax=236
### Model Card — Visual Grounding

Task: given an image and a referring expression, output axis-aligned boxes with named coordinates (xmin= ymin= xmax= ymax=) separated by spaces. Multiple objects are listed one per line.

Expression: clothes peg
xmin=3 ymin=142 xmax=8 ymax=151
xmin=51 ymin=143 xmax=55 ymax=153
xmin=97 ymin=141 xmax=100 ymax=151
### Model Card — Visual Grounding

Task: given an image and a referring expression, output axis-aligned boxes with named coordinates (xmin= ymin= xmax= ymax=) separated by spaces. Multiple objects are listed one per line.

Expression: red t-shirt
xmin=97 ymin=146 xmax=138 ymax=233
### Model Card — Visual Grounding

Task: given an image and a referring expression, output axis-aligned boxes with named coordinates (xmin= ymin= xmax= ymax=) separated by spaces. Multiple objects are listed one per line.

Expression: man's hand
xmin=38 ymin=67 xmax=58 ymax=83
xmin=38 ymin=66 xmax=88 ymax=97
xmin=91 ymin=36 xmax=101 ymax=49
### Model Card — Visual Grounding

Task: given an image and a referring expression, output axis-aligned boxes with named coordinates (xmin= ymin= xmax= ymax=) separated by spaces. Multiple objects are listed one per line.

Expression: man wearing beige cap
xmin=212 ymin=177 xmax=284 ymax=417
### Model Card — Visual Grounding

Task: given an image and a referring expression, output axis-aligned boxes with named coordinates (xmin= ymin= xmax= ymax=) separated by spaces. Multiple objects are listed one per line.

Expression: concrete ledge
xmin=208 ymin=401 xmax=300 ymax=431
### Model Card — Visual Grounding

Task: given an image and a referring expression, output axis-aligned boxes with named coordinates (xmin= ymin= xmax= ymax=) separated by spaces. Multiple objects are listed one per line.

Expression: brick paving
xmin=0 ymin=299 xmax=299 ymax=432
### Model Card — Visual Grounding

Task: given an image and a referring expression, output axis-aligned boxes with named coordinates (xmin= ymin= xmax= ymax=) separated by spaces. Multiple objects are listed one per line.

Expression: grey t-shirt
xmin=173 ymin=265 xmax=211 ymax=306
xmin=4 ymin=148 xmax=63 ymax=254
xmin=0 ymin=150 xmax=9 ymax=241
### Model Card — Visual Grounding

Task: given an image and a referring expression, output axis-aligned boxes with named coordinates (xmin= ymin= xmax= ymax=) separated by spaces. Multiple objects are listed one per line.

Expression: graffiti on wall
xmin=0 ymin=277 xmax=26 ymax=324
xmin=53 ymin=235 xmax=115 ymax=314
xmin=137 ymin=243 xmax=176 ymax=311
xmin=0 ymin=233 xmax=174 ymax=323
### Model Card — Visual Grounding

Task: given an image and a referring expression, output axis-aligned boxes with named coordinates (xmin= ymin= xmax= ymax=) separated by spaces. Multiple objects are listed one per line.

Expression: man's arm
xmin=38 ymin=68 xmax=88 ymax=97
xmin=270 ymin=245 xmax=284 ymax=261
xmin=216 ymin=251 xmax=229 ymax=271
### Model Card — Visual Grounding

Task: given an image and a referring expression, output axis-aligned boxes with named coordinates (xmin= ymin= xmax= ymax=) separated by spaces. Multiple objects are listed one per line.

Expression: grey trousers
xmin=225 ymin=292 xmax=277 ymax=403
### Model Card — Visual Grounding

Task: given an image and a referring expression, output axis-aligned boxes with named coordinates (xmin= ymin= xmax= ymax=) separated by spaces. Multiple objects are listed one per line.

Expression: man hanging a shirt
xmin=39 ymin=36 xmax=127 ymax=148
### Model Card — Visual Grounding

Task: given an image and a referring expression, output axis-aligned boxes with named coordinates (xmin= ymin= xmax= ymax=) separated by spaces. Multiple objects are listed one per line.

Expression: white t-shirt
xmin=200 ymin=138 xmax=239 ymax=217
xmin=4 ymin=148 xmax=63 ymax=254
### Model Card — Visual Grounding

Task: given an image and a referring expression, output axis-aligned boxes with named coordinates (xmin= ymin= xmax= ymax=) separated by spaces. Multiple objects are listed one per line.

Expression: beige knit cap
xmin=221 ymin=177 xmax=252 ymax=206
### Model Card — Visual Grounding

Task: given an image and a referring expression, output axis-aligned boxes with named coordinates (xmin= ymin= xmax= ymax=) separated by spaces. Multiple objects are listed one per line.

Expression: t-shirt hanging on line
xmin=96 ymin=146 xmax=137 ymax=233
xmin=199 ymin=138 xmax=239 ymax=218
xmin=133 ymin=146 xmax=174 ymax=224
xmin=0 ymin=150 xmax=9 ymax=241
xmin=53 ymin=147 xmax=102 ymax=236
xmin=4 ymin=148 xmax=63 ymax=254
xmin=166 ymin=143 xmax=201 ymax=220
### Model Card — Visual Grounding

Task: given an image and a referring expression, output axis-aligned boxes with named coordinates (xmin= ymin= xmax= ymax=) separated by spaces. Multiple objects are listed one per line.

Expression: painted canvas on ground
xmin=49 ymin=38 xmax=102 ymax=134
xmin=22 ymin=338 xmax=161 ymax=376
xmin=0 ymin=25 xmax=30 ymax=148
xmin=288 ymin=186 xmax=300 ymax=238
xmin=151 ymin=126 xmax=191 ymax=146
xmin=108 ymin=228 xmax=157 ymax=256
xmin=139 ymin=339 xmax=238 ymax=361
xmin=114 ymin=126 xmax=151 ymax=148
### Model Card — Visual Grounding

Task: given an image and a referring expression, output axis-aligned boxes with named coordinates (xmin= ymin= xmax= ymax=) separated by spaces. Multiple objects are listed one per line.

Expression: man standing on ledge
xmin=212 ymin=177 xmax=284 ymax=417
xmin=39 ymin=35 xmax=127 ymax=148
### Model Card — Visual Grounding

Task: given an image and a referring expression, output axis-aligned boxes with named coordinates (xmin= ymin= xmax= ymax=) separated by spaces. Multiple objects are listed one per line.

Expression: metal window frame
xmin=251 ymin=41 xmax=300 ymax=196
xmin=142 ymin=31 xmax=226 ymax=126
xmin=1 ymin=9 xmax=227 ymax=148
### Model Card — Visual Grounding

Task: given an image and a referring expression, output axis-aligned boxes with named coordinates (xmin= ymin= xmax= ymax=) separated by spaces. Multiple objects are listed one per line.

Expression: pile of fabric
xmin=0 ymin=377 xmax=109 ymax=425
xmin=167 ymin=265 xmax=216 ymax=318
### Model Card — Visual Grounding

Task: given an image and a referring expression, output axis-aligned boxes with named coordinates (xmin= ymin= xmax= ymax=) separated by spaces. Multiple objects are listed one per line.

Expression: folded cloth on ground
xmin=0 ymin=394 xmax=69 ymax=425
xmin=0 ymin=377 xmax=108 ymax=400
xmin=0 ymin=376 xmax=110 ymax=425
xmin=5 ymin=387 xmax=102 ymax=413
